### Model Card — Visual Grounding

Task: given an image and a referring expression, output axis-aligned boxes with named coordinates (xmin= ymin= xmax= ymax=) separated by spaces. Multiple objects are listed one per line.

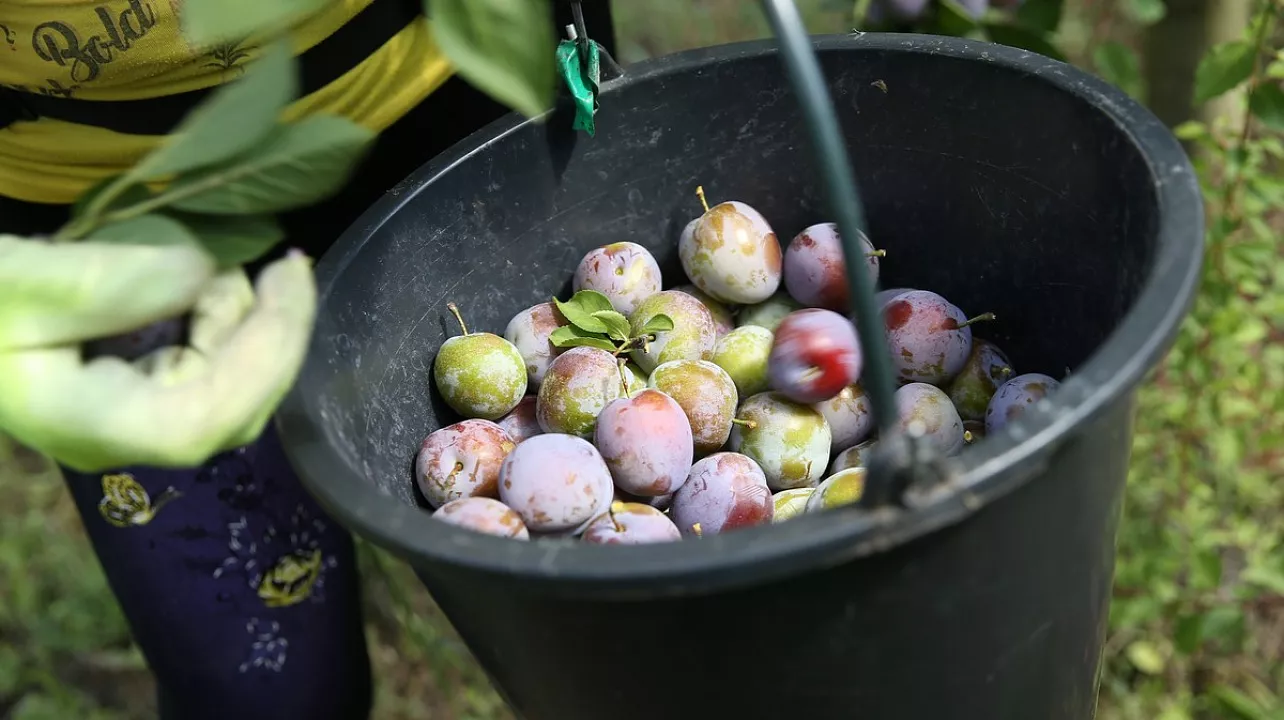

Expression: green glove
xmin=0 ymin=234 xmax=317 ymax=472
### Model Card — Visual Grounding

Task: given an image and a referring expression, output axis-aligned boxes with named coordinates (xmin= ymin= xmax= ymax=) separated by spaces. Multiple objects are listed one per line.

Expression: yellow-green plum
xmin=432 ymin=497 xmax=529 ymax=540
xmin=829 ymin=438 xmax=878 ymax=475
xmin=670 ymin=452 xmax=773 ymax=536
xmin=771 ymin=488 xmax=813 ymax=523
xmin=627 ymin=290 xmax=716 ymax=374
xmin=415 ymin=419 xmax=516 ymax=508
xmin=712 ymin=325 xmax=773 ymax=399
xmin=728 ymin=392 xmax=831 ymax=491
xmin=536 ymin=347 xmax=625 ymax=437
xmin=648 ymin=359 xmax=738 ymax=456
xmin=737 ymin=291 xmax=803 ymax=332
xmin=805 ymin=468 xmax=866 ymax=512
xmin=594 ymin=388 xmax=694 ymax=497
xmin=498 ymin=433 xmax=614 ymax=534
xmin=504 ymin=302 xmax=566 ymax=388
xmin=581 ymin=502 xmax=681 ymax=544
xmin=572 ymin=242 xmax=663 ymax=316
xmin=674 ymin=284 xmax=736 ymax=337
xmin=814 ymin=383 xmax=874 ymax=454
xmin=496 ymin=396 xmax=542 ymax=444
xmin=896 ymin=382 xmax=965 ymax=456
xmin=679 ymin=199 xmax=782 ymax=304
xmin=433 ymin=304 xmax=527 ymax=420
xmin=624 ymin=362 xmax=649 ymax=396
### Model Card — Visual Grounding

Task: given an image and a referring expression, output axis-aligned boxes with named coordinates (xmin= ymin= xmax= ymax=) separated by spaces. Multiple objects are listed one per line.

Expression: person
xmin=0 ymin=1 xmax=617 ymax=718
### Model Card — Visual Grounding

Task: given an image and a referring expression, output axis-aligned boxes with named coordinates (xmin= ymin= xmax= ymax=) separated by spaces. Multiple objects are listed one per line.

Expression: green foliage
xmin=550 ymin=290 xmax=674 ymax=354
xmin=427 ymin=0 xmax=558 ymax=119
xmin=1195 ymin=40 xmax=1260 ymax=103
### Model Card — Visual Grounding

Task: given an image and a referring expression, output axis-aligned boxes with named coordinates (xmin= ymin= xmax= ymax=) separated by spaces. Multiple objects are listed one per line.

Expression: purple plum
xmin=670 ymin=452 xmax=774 ymax=536
xmin=594 ymin=388 xmax=694 ymax=497
xmin=814 ymin=383 xmax=874 ymax=454
xmin=581 ymin=502 xmax=682 ymax=545
xmin=768 ymin=309 xmax=862 ymax=404
xmin=496 ymin=396 xmax=542 ymax=444
xmin=573 ymin=242 xmax=663 ymax=316
xmin=415 ymin=419 xmax=516 ymax=508
xmin=782 ymin=222 xmax=880 ymax=312
xmin=432 ymin=497 xmax=530 ymax=540
xmin=985 ymin=373 xmax=1061 ymax=434
xmin=895 ymin=382 xmax=966 ymax=456
xmin=504 ymin=302 xmax=567 ymax=388
xmin=883 ymin=290 xmax=989 ymax=386
xmin=498 ymin=433 xmax=614 ymax=533
xmin=947 ymin=339 xmax=1014 ymax=421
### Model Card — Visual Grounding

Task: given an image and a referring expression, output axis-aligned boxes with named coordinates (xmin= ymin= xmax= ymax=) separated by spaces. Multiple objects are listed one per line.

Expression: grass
xmin=2 ymin=1 xmax=1282 ymax=719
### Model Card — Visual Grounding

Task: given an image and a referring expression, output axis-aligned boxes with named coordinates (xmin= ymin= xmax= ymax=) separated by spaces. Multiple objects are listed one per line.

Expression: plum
xmin=536 ymin=346 xmax=626 ymax=437
xmin=499 ymin=433 xmax=614 ymax=534
xmin=876 ymin=287 xmax=915 ymax=308
xmin=594 ymin=388 xmax=694 ymax=497
xmin=815 ymin=383 xmax=874 ymax=454
xmin=985 ymin=373 xmax=1061 ymax=434
xmin=572 ymin=242 xmax=663 ymax=316
xmin=581 ymin=502 xmax=682 ymax=545
xmin=782 ymin=222 xmax=880 ymax=312
xmin=432 ymin=497 xmax=530 ymax=540
xmin=670 ymin=452 xmax=773 ymax=536
xmin=805 ymin=468 xmax=866 ymax=512
xmin=433 ymin=303 xmax=527 ymax=420
xmin=737 ymin=291 xmax=803 ymax=332
xmin=678 ymin=190 xmax=782 ymax=304
xmin=415 ymin=419 xmax=516 ymax=508
xmin=627 ymin=290 xmax=717 ymax=374
xmin=895 ymin=382 xmax=966 ymax=456
xmin=728 ymin=391 xmax=831 ymax=491
xmin=947 ymin=339 xmax=1014 ymax=421
xmin=675 ymin=283 xmax=736 ymax=337
xmin=829 ymin=438 xmax=878 ymax=475
xmin=504 ymin=302 xmax=566 ymax=388
xmin=614 ymin=487 xmax=674 ymax=510
xmin=883 ymin=290 xmax=990 ymax=386
xmin=648 ymin=359 xmax=738 ymax=455
xmin=497 ymin=396 xmax=542 ymax=444
xmin=771 ymin=488 xmax=814 ymax=523
xmin=768 ymin=309 xmax=862 ymax=405
xmin=712 ymin=325 xmax=773 ymax=399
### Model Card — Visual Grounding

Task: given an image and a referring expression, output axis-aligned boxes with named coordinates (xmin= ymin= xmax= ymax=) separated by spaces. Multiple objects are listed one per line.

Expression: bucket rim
xmin=277 ymin=32 xmax=1204 ymax=597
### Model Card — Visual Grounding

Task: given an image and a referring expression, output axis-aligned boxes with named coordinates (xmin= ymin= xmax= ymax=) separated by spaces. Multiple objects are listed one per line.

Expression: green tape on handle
xmin=557 ymin=39 xmax=601 ymax=136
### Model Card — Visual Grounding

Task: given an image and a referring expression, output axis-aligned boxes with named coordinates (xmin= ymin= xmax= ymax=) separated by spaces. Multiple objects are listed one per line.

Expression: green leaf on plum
xmin=640 ymin=313 xmax=675 ymax=335
xmin=126 ymin=41 xmax=297 ymax=183
xmin=591 ymin=310 xmax=631 ymax=342
xmin=162 ymin=115 xmax=375 ymax=215
xmin=427 ymin=0 xmax=557 ymax=119
xmin=1194 ymin=40 xmax=1257 ymax=104
xmin=163 ymin=212 xmax=285 ymax=269
xmin=553 ymin=290 xmax=614 ymax=334
xmin=548 ymin=325 xmax=616 ymax=352
xmin=90 ymin=214 xmax=204 ymax=251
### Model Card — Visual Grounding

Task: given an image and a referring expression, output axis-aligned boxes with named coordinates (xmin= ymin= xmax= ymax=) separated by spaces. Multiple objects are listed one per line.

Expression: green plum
xmin=433 ymin=303 xmax=527 ymax=420
xmin=649 ymin=359 xmax=738 ymax=455
xmin=736 ymin=291 xmax=803 ymax=333
xmin=712 ymin=325 xmax=772 ymax=399
xmin=947 ymin=339 xmax=1014 ymax=422
xmin=771 ymin=487 xmax=813 ymax=523
xmin=627 ymin=290 xmax=716 ymax=374
xmin=728 ymin=391 xmax=830 ymax=491
xmin=829 ymin=438 xmax=878 ymax=475
xmin=805 ymin=468 xmax=866 ymax=512
xmin=674 ymin=284 xmax=736 ymax=337
xmin=536 ymin=347 xmax=625 ymax=438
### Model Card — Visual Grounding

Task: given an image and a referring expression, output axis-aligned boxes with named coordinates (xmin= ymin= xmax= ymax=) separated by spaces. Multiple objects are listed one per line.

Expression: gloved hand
xmin=0 ymin=234 xmax=317 ymax=472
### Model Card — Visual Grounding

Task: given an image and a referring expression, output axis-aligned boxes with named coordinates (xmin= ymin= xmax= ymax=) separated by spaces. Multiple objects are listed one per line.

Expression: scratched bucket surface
xmin=278 ymin=34 xmax=1203 ymax=720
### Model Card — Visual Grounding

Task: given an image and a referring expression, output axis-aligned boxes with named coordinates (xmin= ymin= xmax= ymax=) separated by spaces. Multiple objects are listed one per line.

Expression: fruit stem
xmin=446 ymin=302 xmax=470 ymax=335
xmin=695 ymin=185 xmax=709 ymax=213
xmin=731 ymin=418 xmax=757 ymax=430
xmin=616 ymin=359 xmax=631 ymax=396
xmin=866 ymin=249 xmax=886 ymax=258
xmin=956 ymin=312 xmax=996 ymax=330
xmin=609 ymin=501 xmax=626 ymax=533
xmin=964 ymin=430 xmax=975 ymax=444
xmin=691 ymin=522 xmax=704 ymax=537
xmin=999 ymin=366 xmax=1013 ymax=379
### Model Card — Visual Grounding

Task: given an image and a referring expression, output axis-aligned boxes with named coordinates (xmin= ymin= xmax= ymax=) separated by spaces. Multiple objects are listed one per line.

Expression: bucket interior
xmin=285 ymin=36 xmax=1195 ymax=581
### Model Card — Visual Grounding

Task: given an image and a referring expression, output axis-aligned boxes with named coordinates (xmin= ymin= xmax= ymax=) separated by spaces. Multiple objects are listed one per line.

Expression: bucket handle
xmin=756 ymin=0 xmax=947 ymax=508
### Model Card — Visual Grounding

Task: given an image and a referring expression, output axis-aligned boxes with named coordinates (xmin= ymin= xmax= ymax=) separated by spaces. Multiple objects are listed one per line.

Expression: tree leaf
xmin=548 ymin=325 xmax=615 ymax=351
xmin=1194 ymin=40 xmax=1257 ymax=104
xmin=1174 ymin=612 xmax=1205 ymax=655
xmin=1249 ymin=84 xmax=1284 ymax=131
xmin=163 ymin=115 xmax=375 ymax=215
xmin=71 ymin=175 xmax=153 ymax=220
xmin=1209 ymin=685 xmax=1272 ymax=720
xmin=592 ymin=311 xmax=631 ymax=342
xmin=1015 ymin=0 xmax=1063 ymax=33
xmin=553 ymin=290 xmax=614 ymax=334
xmin=428 ymin=0 xmax=557 ymax=119
xmin=1093 ymin=42 xmax=1142 ymax=98
xmin=127 ymin=41 xmax=297 ymax=183
xmin=1124 ymin=640 xmax=1165 ymax=675
xmin=640 ymin=313 xmax=675 ymax=335
xmin=180 ymin=0 xmax=327 ymax=47
xmin=1122 ymin=0 xmax=1165 ymax=25
xmin=91 ymin=214 xmax=203 ymax=251
xmin=983 ymin=23 xmax=1066 ymax=61
xmin=163 ymin=212 xmax=284 ymax=269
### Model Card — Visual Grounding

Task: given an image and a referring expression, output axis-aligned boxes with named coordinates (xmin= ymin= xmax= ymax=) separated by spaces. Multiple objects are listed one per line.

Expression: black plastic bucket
xmin=277 ymin=33 xmax=1203 ymax=720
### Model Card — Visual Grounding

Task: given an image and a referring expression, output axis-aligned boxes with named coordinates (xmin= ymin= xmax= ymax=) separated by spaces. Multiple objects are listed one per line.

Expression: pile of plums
xmin=417 ymin=188 xmax=1061 ymax=545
